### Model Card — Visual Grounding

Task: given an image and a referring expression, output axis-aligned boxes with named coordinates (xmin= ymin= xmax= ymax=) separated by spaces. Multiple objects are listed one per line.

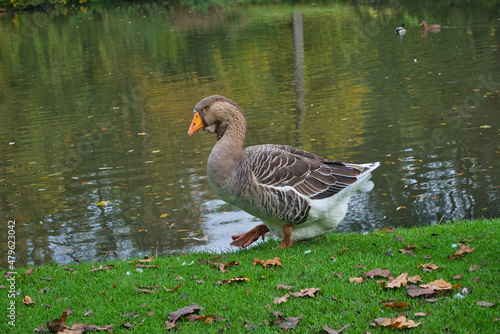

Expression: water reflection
xmin=0 ymin=2 xmax=498 ymax=268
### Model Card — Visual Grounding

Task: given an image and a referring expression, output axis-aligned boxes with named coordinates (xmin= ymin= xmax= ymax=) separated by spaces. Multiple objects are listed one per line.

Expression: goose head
xmin=188 ymin=95 xmax=248 ymax=144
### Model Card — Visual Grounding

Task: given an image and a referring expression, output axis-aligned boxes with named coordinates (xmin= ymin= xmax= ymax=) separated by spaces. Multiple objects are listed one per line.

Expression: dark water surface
xmin=0 ymin=2 xmax=499 ymax=268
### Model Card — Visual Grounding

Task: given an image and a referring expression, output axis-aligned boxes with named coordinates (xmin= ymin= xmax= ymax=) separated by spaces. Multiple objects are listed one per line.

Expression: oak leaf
xmin=381 ymin=300 xmax=409 ymax=310
xmin=363 ymin=269 xmax=391 ymax=278
xmin=417 ymin=263 xmax=443 ymax=272
xmin=23 ymin=296 xmax=35 ymax=305
xmin=420 ymin=279 xmax=452 ymax=291
xmin=385 ymin=272 xmax=408 ymax=288
xmin=168 ymin=303 xmax=203 ymax=322
xmin=373 ymin=316 xmax=420 ymax=328
xmin=349 ymin=277 xmax=366 ymax=284
xmin=216 ymin=276 xmax=250 ymax=285
xmin=253 ymin=257 xmax=282 ymax=267
xmin=448 ymin=244 xmax=475 ymax=259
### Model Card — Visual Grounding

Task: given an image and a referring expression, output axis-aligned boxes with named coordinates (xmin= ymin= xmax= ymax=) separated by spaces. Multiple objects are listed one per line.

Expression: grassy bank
xmin=2 ymin=219 xmax=499 ymax=333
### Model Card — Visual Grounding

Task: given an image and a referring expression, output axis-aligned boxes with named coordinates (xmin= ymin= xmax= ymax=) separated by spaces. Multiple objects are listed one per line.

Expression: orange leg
xmin=279 ymin=224 xmax=294 ymax=248
xmin=231 ymin=224 xmax=270 ymax=248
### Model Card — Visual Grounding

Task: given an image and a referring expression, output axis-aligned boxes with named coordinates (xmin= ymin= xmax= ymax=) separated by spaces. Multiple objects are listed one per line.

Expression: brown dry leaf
xmin=420 ymin=279 xmax=452 ymax=291
xmin=253 ymin=257 xmax=282 ymax=267
xmin=385 ymin=272 xmax=408 ymax=288
xmin=89 ymin=265 xmax=114 ymax=272
xmin=363 ymin=269 xmax=391 ymax=278
xmin=477 ymin=301 xmax=495 ymax=307
xmin=46 ymin=311 xmax=68 ymax=332
xmin=135 ymin=264 xmax=158 ymax=268
xmin=168 ymin=303 xmax=203 ymax=322
xmin=133 ymin=287 xmax=157 ymax=294
xmin=128 ymin=256 xmax=155 ymax=264
xmin=196 ymin=315 xmax=218 ymax=324
xmin=381 ymin=300 xmax=409 ymax=310
xmin=147 ymin=309 xmax=154 ymax=317
xmin=414 ymin=311 xmax=431 ymax=317
xmin=417 ymin=263 xmax=443 ymax=272
xmin=214 ymin=260 xmax=239 ymax=273
xmin=289 ymin=287 xmax=321 ymax=298
xmin=24 ymin=268 xmax=34 ymax=276
xmin=349 ymin=277 xmax=366 ymax=284
xmin=407 ymin=275 xmax=423 ymax=284
xmin=469 ymin=265 xmax=480 ymax=272
xmin=406 ymin=286 xmax=435 ymax=298
xmin=322 ymin=324 xmax=349 ymax=334
xmin=273 ymin=294 xmax=290 ymax=305
xmin=216 ymin=276 xmax=250 ymax=285
xmin=399 ymin=249 xmax=414 ymax=256
xmin=276 ymin=284 xmax=294 ymax=290
xmin=23 ymin=296 xmax=35 ymax=305
xmin=373 ymin=316 xmax=420 ymax=329
xmin=163 ymin=283 xmax=182 ymax=292
xmin=165 ymin=321 xmax=179 ymax=330
xmin=448 ymin=244 xmax=475 ymax=259
xmin=453 ymin=274 xmax=464 ymax=280
xmin=273 ymin=313 xmax=303 ymax=330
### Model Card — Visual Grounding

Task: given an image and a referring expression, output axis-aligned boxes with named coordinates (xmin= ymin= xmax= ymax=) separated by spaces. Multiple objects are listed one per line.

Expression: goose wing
xmin=241 ymin=144 xmax=369 ymax=224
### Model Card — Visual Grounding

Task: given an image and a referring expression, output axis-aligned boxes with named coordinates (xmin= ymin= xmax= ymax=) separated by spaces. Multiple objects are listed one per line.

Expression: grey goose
xmin=188 ymin=95 xmax=380 ymax=248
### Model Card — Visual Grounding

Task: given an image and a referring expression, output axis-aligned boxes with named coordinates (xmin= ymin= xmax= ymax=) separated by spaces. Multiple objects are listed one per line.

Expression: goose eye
xmin=203 ymin=106 xmax=209 ymax=111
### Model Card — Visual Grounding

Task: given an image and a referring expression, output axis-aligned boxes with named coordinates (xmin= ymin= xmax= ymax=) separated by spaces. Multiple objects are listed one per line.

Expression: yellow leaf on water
xmin=480 ymin=125 xmax=491 ymax=129
xmin=96 ymin=201 xmax=111 ymax=206
xmin=160 ymin=213 xmax=169 ymax=218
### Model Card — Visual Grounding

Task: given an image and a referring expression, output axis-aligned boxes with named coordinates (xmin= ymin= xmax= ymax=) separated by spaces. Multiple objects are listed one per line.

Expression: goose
xmin=188 ymin=95 xmax=380 ymax=248
xmin=395 ymin=23 xmax=406 ymax=35
xmin=419 ymin=21 xmax=440 ymax=30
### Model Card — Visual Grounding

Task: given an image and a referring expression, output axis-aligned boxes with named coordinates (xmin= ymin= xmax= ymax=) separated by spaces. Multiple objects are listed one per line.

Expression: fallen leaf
xmin=448 ymin=244 xmax=475 ymax=259
xmin=289 ymin=287 xmax=321 ymax=298
xmin=385 ymin=272 xmax=408 ymax=288
xmin=276 ymin=284 xmax=294 ymax=290
xmin=128 ymin=256 xmax=154 ymax=264
xmin=414 ymin=311 xmax=431 ymax=317
xmin=381 ymin=300 xmax=409 ymax=310
xmin=147 ymin=309 xmax=154 ymax=317
xmin=407 ymin=275 xmax=423 ymax=284
xmin=373 ymin=316 xmax=420 ymax=328
xmin=406 ymin=285 xmax=435 ymax=297
xmin=216 ymin=276 xmax=250 ymax=285
xmin=89 ymin=265 xmax=114 ymax=272
xmin=469 ymin=265 xmax=480 ymax=272
xmin=274 ymin=313 xmax=303 ymax=330
xmin=133 ymin=287 xmax=157 ymax=294
xmin=165 ymin=320 xmax=179 ymax=330
xmin=477 ymin=301 xmax=495 ymax=307
xmin=349 ymin=277 xmax=366 ymax=284
xmin=24 ymin=268 xmax=34 ymax=276
xmin=273 ymin=294 xmax=290 ymax=305
xmin=363 ymin=269 xmax=391 ymax=278
xmin=420 ymin=279 xmax=452 ymax=291
xmin=417 ymin=263 xmax=443 ymax=272
xmin=46 ymin=311 xmax=68 ymax=332
xmin=322 ymin=324 xmax=349 ymax=334
xmin=453 ymin=274 xmax=463 ymax=280
xmin=399 ymin=249 xmax=414 ymax=256
xmin=168 ymin=303 xmax=203 ymax=322
xmin=253 ymin=257 xmax=282 ymax=267
xmin=162 ymin=283 xmax=182 ymax=293
xmin=23 ymin=296 xmax=35 ymax=305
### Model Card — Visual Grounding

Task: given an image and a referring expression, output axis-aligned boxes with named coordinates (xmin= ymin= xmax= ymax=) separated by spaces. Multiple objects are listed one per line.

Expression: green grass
xmin=2 ymin=219 xmax=499 ymax=333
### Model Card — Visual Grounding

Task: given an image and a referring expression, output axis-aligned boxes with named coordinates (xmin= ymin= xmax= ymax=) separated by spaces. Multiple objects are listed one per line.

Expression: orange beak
xmin=188 ymin=112 xmax=204 ymax=136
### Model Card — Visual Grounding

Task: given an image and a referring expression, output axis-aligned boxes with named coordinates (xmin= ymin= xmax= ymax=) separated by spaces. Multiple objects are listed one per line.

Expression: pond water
xmin=0 ymin=1 xmax=499 ymax=268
